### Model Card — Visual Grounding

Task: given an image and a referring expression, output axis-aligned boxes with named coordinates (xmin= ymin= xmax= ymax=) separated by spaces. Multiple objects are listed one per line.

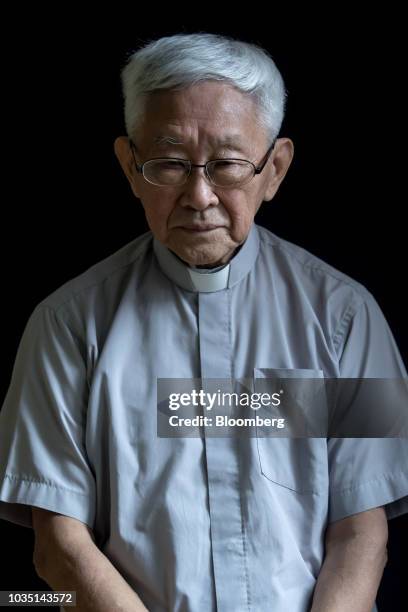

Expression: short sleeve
xmin=0 ymin=305 xmax=96 ymax=529
xmin=328 ymin=291 xmax=408 ymax=523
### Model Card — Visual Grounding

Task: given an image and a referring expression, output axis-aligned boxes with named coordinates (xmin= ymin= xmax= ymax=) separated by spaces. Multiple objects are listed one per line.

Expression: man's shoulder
xmin=255 ymin=223 xmax=372 ymax=303
xmin=37 ymin=231 xmax=153 ymax=314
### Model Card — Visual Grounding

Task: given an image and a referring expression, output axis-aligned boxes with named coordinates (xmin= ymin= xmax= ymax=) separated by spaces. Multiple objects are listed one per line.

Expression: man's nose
xmin=179 ymin=166 xmax=219 ymax=210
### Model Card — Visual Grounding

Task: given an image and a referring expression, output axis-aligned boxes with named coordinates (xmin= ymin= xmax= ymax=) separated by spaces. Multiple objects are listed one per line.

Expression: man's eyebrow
xmin=218 ymin=145 xmax=248 ymax=156
xmin=153 ymin=135 xmax=248 ymax=154
xmin=153 ymin=136 xmax=184 ymax=146
xmin=214 ymin=136 xmax=246 ymax=151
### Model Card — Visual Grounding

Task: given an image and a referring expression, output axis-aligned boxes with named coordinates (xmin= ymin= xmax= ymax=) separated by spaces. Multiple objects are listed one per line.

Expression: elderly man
xmin=0 ymin=33 xmax=407 ymax=612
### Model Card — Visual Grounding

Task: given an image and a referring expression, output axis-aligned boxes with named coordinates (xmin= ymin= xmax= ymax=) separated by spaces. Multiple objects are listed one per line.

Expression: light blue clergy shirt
xmin=0 ymin=222 xmax=407 ymax=611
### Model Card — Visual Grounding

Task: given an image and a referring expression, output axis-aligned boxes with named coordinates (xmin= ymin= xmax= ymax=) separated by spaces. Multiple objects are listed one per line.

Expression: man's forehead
xmin=142 ymin=84 xmax=258 ymax=137
xmin=137 ymin=85 xmax=266 ymax=153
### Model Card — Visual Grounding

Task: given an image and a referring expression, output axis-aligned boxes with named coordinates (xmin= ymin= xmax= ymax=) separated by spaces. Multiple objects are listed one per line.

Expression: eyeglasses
xmin=129 ymin=139 xmax=276 ymax=188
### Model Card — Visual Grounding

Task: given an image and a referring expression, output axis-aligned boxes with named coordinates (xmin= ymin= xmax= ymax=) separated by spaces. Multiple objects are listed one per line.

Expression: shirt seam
xmin=228 ymin=288 xmax=234 ymax=381
xmin=4 ymin=473 xmax=91 ymax=497
xmin=33 ymin=305 xmax=87 ymax=362
xmin=258 ymin=230 xmax=367 ymax=359
xmin=258 ymin=231 xmax=368 ymax=299
xmin=330 ymin=469 xmax=408 ymax=494
xmin=40 ymin=233 xmax=152 ymax=315
xmin=332 ymin=300 xmax=359 ymax=354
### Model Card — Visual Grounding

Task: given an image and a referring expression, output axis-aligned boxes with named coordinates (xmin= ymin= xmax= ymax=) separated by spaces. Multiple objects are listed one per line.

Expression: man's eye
xmin=160 ymin=161 xmax=184 ymax=168
xmin=215 ymin=161 xmax=234 ymax=167
xmin=159 ymin=161 xmax=186 ymax=170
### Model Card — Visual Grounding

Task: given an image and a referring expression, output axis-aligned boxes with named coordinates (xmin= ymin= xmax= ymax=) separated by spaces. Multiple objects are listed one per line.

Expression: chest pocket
xmin=253 ymin=368 xmax=328 ymax=494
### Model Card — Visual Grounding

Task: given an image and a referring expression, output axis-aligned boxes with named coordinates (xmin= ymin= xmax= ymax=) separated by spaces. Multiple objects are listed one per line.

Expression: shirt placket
xmin=198 ymin=290 xmax=251 ymax=612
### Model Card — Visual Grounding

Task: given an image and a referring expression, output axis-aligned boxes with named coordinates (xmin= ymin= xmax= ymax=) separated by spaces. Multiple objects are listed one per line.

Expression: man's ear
xmin=263 ymin=138 xmax=294 ymax=202
xmin=114 ymin=136 xmax=141 ymax=198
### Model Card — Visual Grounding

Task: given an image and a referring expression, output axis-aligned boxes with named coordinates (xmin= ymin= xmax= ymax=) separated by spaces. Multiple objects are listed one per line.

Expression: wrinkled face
xmin=115 ymin=81 xmax=293 ymax=266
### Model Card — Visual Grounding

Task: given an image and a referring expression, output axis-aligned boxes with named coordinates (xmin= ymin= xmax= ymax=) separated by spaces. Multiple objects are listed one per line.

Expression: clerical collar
xmin=153 ymin=223 xmax=260 ymax=293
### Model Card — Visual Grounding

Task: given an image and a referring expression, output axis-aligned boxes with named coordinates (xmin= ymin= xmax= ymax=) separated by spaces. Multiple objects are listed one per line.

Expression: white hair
xmin=120 ymin=33 xmax=287 ymax=143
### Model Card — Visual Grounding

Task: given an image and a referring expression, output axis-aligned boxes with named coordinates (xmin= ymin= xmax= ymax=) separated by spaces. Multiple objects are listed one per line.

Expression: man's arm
xmin=32 ymin=507 xmax=148 ymax=612
xmin=310 ymin=506 xmax=388 ymax=612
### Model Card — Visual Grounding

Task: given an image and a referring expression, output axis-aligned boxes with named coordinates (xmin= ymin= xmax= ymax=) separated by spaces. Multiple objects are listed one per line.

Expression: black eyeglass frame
xmin=129 ymin=138 xmax=277 ymax=187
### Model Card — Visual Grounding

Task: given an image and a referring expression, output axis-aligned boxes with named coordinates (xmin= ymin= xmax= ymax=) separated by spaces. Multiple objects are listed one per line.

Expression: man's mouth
xmin=179 ymin=225 xmax=223 ymax=232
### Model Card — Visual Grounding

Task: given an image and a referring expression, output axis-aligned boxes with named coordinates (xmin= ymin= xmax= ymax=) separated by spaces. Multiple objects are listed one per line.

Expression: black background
xmin=0 ymin=8 xmax=406 ymax=612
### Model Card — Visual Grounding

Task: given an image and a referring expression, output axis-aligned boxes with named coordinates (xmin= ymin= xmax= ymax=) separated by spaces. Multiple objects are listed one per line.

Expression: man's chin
xmin=169 ymin=243 xmax=236 ymax=267
xmin=165 ymin=229 xmax=237 ymax=267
